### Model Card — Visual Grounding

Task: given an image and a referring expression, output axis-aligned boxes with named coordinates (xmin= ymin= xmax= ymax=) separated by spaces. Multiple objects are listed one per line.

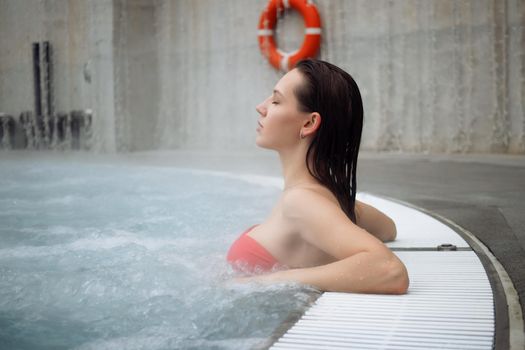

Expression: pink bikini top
xmin=226 ymin=224 xmax=282 ymax=273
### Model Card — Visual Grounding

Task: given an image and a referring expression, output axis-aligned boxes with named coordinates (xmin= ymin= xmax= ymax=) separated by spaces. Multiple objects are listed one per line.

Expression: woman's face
xmin=255 ymin=68 xmax=309 ymax=150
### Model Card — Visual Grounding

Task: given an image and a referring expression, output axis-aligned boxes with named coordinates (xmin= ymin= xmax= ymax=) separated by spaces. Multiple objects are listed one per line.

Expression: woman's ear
xmin=302 ymin=112 xmax=322 ymax=137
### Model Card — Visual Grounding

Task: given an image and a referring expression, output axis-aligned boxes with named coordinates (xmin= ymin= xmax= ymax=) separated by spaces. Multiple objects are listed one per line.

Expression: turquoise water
xmin=0 ymin=157 xmax=319 ymax=350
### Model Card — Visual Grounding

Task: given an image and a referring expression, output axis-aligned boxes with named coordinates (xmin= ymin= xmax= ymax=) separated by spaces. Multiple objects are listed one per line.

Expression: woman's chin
xmin=255 ymin=137 xmax=270 ymax=149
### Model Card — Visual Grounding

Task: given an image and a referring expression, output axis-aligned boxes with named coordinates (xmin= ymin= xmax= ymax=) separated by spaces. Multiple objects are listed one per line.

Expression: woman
xmin=226 ymin=59 xmax=409 ymax=294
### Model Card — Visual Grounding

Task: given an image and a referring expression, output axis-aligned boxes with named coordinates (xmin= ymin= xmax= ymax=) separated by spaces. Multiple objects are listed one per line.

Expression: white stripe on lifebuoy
xmin=276 ymin=49 xmax=298 ymax=56
xmin=280 ymin=54 xmax=290 ymax=72
xmin=278 ymin=49 xmax=299 ymax=72
xmin=305 ymin=27 xmax=321 ymax=35
xmin=257 ymin=29 xmax=274 ymax=36
xmin=283 ymin=0 xmax=290 ymax=9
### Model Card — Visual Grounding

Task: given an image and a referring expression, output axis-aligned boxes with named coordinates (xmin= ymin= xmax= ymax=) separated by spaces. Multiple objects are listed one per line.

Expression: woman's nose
xmin=255 ymin=101 xmax=266 ymax=116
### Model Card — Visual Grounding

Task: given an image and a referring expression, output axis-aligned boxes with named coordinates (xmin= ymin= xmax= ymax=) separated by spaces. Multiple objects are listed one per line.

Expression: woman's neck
xmin=278 ymin=145 xmax=320 ymax=190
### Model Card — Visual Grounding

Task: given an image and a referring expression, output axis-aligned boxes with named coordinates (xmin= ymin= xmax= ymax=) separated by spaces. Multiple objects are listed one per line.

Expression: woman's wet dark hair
xmin=294 ymin=58 xmax=363 ymax=224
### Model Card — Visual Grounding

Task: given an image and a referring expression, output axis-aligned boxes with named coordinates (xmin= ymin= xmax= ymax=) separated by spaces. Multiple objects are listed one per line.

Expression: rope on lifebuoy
xmin=258 ymin=0 xmax=322 ymax=72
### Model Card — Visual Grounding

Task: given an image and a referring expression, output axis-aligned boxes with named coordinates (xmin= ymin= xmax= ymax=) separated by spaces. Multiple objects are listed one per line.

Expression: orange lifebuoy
xmin=258 ymin=0 xmax=322 ymax=72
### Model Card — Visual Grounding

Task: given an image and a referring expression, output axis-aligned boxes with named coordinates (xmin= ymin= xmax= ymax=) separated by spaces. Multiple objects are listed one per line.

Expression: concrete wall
xmin=113 ymin=0 xmax=159 ymax=151
xmin=153 ymin=0 xmax=525 ymax=154
xmin=1 ymin=0 xmax=525 ymax=154
xmin=0 ymin=0 xmax=117 ymax=151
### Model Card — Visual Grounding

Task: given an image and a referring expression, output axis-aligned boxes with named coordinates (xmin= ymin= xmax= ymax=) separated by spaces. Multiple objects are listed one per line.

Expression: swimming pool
xmin=0 ymin=155 xmax=320 ymax=350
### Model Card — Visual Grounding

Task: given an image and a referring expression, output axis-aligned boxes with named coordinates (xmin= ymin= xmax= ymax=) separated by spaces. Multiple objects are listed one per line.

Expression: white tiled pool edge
xmin=383 ymin=196 xmax=524 ymax=350
xmin=268 ymin=250 xmax=494 ymax=349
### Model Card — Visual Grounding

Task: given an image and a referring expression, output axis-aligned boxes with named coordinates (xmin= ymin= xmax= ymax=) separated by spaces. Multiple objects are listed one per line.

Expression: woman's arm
xmin=355 ymin=200 xmax=397 ymax=242
xmin=243 ymin=250 xmax=408 ymax=294
xmin=238 ymin=189 xmax=409 ymax=294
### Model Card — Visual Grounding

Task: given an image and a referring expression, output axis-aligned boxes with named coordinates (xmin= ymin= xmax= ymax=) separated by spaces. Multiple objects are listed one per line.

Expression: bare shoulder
xmin=281 ymin=186 xmax=337 ymax=219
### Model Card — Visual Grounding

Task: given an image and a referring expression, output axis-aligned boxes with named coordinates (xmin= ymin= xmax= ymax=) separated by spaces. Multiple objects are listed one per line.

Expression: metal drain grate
xmin=269 ymin=251 xmax=494 ymax=349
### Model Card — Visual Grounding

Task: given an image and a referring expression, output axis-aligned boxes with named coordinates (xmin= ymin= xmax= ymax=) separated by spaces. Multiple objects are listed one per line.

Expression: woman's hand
xmin=355 ymin=200 xmax=397 ymax=242
xmin=229 ymin=273 xmax=288 ymax=286
xmin=232 ymin=274 xmax=270 ymax=284
xmin=232 ymin=276 xmax=252 ymax=283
